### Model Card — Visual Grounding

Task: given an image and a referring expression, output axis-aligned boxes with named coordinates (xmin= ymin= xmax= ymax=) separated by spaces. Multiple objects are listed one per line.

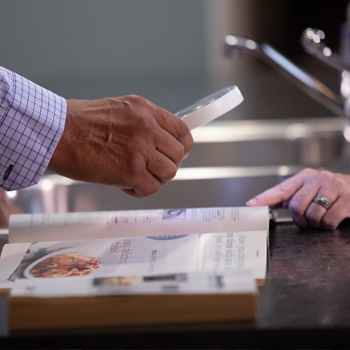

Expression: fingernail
xmin=246 ymin=198 xmax=258 ymax=206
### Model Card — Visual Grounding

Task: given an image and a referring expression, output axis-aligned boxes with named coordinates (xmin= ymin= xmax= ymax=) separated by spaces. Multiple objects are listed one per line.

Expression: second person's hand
xmin=246 ymin=168 xmax=350 ymax=230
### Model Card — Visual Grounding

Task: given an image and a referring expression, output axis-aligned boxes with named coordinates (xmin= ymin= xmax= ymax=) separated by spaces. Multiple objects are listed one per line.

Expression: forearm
xmin=0 ymin=67 xmax=66 ymax=190
xmin=0 ymin=68 xmax=193 ymax=196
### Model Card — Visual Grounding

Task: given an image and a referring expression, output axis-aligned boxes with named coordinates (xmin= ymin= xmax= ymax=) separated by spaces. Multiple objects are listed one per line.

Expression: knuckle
xmin=177 ymin=119 xmax=190 ymax=138
xmin=126 ymin=157 xmax=144 ymax=178
xmin=321 ymin=216 xmax=338 ymax=230
xmin=306 ymin=212 xmax=319 ymax=228
xmin=132 ymin=181 xmax=160 ymax=198
xmin=166 ymin=164 xmax=178 ymax=180
xmin=275 ymin=181 xmax=291 ymax=201
xmin=343 ymin=194 xmax=350 ymax=205
xmin=173 ymin=144 xmax=186 ymax=163
xmin=289 ymin=215 xmax=304 ymax=229
xmin=177 ymin=121 xmax=193 ymax=151
xmin=114 ymin=95 xmax=150 ymax=115
xmin=289 ymin=200 xmax=303 ymax=220
xmin=137 ymin=116 xmax=155 ymax=132
xmin=152 ymin=181 xmax=161 ymax=192
xmin=125 ymin=94 xmax=147 ymax=105
xmin=300 ymin=167 xmax=316 ymax=177
xmin=333 ymin=175 xmax=346 ymax=189
xmin=315 ymin=170 xmax=333 ymax=182
xmin=131 ymin=180 xmax=160 ymax=198
xmin=143 ymin=182 xmax=161 ymax=197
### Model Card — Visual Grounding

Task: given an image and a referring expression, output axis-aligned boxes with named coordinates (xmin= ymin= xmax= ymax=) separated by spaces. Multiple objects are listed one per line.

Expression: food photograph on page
xmin=27 ymin=252 xmax=101 ymax=278
xmin=7 ymin=240 xmax=121 ymax=281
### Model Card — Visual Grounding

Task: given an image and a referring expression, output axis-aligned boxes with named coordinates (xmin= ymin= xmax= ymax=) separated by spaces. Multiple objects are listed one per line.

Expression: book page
xmin=9 ymin=206 xmax=269 ymax=243
xmin=0 ymin=243 xmax=32 ymax=287
xmin=3 ymin=229 xmax=266 ymax=284
xmin=10 ymin=270 xmax=256 ymax=298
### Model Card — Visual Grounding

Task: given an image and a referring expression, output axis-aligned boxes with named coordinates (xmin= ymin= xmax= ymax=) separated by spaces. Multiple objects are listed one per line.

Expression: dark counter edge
xmin=1 ymin=326 xmax=350 ymax=349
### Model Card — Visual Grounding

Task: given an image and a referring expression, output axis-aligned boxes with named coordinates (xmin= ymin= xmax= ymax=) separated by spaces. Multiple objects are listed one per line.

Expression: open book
xmin=1 ymin=206 xmax=269 ymax=330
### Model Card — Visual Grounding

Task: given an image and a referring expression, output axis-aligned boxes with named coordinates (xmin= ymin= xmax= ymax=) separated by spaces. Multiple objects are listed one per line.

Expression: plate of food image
xmin=23 ymin=249 xmax=106 ymax=279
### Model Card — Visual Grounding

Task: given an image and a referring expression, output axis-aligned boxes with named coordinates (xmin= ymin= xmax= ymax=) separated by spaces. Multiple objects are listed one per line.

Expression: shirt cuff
xmin=0 ymin=67 xmax=66 ymax=191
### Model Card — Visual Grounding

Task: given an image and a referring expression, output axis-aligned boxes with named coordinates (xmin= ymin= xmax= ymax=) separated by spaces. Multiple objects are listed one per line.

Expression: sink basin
xmin=9 ymin=169 xmax=301 ymax=214
xmin=185 ymin=117 xmax=348 ymax=167
xmin=8 ymin=117 xmax=349 ymax=214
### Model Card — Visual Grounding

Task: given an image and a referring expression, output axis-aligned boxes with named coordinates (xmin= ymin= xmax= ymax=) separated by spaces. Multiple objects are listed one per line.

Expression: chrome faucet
xmin=301 ymin=28 xmax=350 ymax=72
xmin=224 ymin=29 xmax=348 ymax=118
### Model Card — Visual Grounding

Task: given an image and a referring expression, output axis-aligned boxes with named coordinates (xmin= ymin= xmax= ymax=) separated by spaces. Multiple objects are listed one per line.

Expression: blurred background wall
xmin=0 ymin=0 xmax=349 ymax=120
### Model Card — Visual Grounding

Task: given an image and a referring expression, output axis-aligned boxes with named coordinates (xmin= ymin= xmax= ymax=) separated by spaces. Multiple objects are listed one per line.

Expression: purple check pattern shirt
xmin=0 ymin=67 xmax=66 ymax=191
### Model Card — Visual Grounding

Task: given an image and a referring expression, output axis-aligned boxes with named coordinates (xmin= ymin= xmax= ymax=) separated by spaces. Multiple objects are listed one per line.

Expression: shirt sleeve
xmin=0 ymin=67 xmax=66 ymax=191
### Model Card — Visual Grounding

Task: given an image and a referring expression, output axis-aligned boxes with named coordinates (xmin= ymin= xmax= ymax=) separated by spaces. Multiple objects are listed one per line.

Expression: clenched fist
xmin=48 ymin=95 xmax=193 ymax=197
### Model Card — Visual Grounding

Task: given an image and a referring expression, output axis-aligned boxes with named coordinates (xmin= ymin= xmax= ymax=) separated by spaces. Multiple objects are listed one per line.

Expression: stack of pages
xmin=0 ymin=206 xmax=269 ymax=330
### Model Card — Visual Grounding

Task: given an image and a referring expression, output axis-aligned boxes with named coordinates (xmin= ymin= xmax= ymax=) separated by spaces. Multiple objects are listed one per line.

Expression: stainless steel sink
xmin=9 ymin=169 xmax=300 ymax=214
xmin=8 ymin=116 xmax=349 ymax=215
xmin=185 ymin=116 xmax=348 ymax=167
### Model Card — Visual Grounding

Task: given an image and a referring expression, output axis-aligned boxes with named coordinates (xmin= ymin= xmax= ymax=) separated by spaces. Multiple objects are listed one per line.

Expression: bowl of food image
xmin=23 ymin=251 xmax=102 ymax=279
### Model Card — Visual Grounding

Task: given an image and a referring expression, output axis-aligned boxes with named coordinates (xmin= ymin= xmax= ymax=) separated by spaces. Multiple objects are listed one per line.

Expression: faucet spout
xmin=224 ymin=35 xmax=345 ymax=117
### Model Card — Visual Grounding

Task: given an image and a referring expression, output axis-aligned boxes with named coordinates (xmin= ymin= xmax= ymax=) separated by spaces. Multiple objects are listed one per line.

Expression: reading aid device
xmin=176 ymin=86 xmax=243 ymax=130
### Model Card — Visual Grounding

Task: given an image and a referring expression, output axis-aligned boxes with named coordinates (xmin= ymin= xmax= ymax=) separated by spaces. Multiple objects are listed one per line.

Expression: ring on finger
xmin=312 ymin=195 xmax=333 ymax=210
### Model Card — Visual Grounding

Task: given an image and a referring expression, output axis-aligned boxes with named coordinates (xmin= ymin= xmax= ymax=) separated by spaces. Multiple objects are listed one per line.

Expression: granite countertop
xmin=1 ymin=219 xmax=350 ymax=348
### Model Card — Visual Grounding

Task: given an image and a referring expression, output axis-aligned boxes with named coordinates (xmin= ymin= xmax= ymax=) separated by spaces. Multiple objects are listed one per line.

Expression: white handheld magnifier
xmin=175 ymin=86 xmax=244 ymax=130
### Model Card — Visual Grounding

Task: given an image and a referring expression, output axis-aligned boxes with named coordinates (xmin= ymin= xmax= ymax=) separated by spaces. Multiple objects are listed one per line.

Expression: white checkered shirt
xmin=0 ymin=67 xmax=66 ymax=190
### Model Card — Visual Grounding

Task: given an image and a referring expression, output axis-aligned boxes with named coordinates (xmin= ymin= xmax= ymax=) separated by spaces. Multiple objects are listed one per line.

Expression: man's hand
xmin=48 ymin=95 xmax=193 ymax=197
xmin=246 ymin=168 xmax=350 ymax=230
